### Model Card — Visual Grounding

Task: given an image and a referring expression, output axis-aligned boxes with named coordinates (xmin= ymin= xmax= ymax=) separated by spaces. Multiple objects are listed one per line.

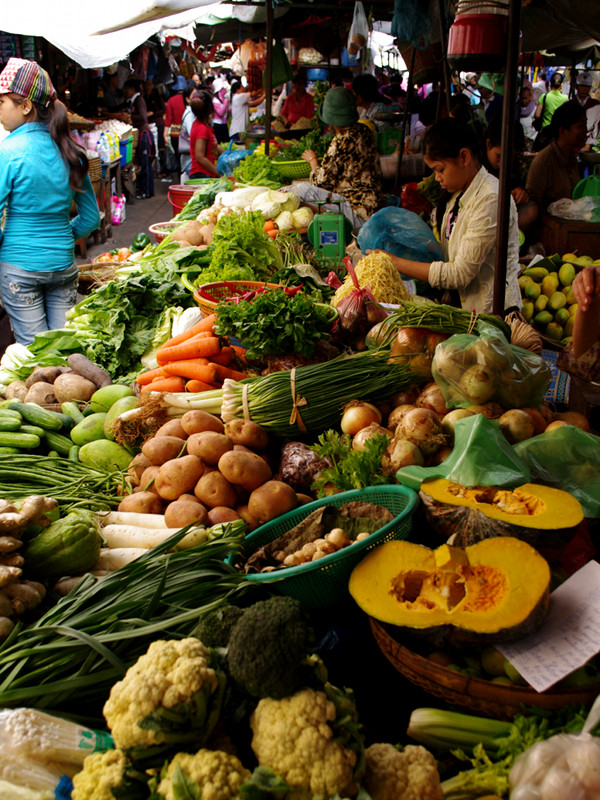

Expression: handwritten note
xmin=499 ymin=560 xmax=600 ymax=693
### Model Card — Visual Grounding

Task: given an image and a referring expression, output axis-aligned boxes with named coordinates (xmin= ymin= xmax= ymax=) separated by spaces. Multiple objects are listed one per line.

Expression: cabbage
xmin=292 ymin=207 xmax=314 ymax=229
xmin=275 ymin=210 xmax=295 ymax=231
xmin=217 ymin=186 xmax=272 ymax=209
xmin=251 ymin=189 xmax=290 ymax=219
xmin=282 ymin=192 xmax=300 ymax=213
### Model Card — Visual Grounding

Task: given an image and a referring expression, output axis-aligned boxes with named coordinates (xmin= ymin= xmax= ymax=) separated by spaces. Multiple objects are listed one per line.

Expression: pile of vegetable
xmin=232 ymin=152 xmax=282 ymax=189
xmin=172 ymin=177 xmax=232 ymax=221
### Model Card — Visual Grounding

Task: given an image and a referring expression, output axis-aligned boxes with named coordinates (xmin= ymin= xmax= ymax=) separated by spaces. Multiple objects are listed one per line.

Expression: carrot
xmin=156 ymin=336 xmax=222 ymax=365
xmin=230 ymin=345 xmax=248 ymax=365
xmin=161 ymin=360 xmax=218 ymax=383
xmin=185 ymin=379 xmax=222 ymax=393
xmin=158 ymin=314 xmax=216 ymax=351
xmin=136 ymin=366 xmax=168 ymax=386
xmin=264 ymin=220 xmax=277 ymax=232
xmin=140 ymin=376 xmax=186 ymax=394
xmin=211 ymin=346 xmax=234 ymax=366
xmin=213 ymin=363 xmax=249 ymax=382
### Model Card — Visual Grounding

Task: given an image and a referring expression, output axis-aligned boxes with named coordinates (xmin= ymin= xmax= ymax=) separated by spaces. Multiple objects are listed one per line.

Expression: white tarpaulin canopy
xmin=0 ymin=1 xmax=220 ymax=68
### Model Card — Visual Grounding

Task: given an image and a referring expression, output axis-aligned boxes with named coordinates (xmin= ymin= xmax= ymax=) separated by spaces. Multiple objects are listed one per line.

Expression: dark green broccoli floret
xmin=227 ymin=596 xmax=314 ymax=699
xmin=194 ymin=604 xmax=245 ymax=648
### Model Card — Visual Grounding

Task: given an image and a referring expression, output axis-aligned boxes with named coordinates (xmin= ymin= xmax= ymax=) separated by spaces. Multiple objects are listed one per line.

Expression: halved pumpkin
xmin=349 ymin=537 xmax=551 ymax=645
xmin=419 ymin=479 xmax=583 ymax=559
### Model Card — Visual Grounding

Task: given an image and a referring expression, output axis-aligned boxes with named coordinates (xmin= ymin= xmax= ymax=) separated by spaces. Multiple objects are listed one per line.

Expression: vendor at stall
xmin=280 ymin=74 xmax=314 ymax=129
xmin=572 ymin=264 xmax=600 ymax=358
xmin=291 ymin=87 xmax=383 ymax=230
xmin=369 ymin=117 xmax=522 ymax=315
xmin=352 ymin=73 xmax=389 ymax=130
xmin=229 ymin=81 xmax=265 ymax=143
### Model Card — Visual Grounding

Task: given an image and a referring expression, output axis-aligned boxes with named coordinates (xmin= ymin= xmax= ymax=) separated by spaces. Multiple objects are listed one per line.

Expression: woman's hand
xmin=573 ymin=265 xmax=600 ymax=311
xmin=511 ymin=187 xmax=529 ymax=205
xmin=302 ymin=149 xmax=319 ymax=170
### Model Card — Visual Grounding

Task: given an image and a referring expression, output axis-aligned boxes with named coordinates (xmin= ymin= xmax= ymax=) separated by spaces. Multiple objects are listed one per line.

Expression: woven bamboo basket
xmin=370 ymin=619 xmax=600 ymax=720
xmin=88 ymin=155 xmax=102 ymax=183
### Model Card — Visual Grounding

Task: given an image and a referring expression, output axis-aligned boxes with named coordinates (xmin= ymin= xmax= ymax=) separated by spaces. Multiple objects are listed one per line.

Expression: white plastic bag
xmin=347 ymin=2 xmax=369 ymax=55
xmin=547 ymin=196 xmax=600 ymax=221
xmin=509 ymin=695 xmax=600 ymax=800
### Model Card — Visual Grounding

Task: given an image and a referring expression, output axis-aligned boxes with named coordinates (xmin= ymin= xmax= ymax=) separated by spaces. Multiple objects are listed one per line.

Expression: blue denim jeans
xmin=0 ymin=261 xmax=79 ymax=345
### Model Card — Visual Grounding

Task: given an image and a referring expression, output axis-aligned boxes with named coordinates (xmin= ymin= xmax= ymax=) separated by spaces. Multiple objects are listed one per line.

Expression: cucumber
xmin=46 ymin=450 xmax=60 ymax=459
xmin=0 ymin=432 xmax=40 ymax=449
xmin=50 ymin=411 xmax=75 ymax=430
xmin=43 ymin=430 xmax=75 ymax=456
xmin=68 ymin=444 xmax=81 ymax=462
xmin=0 ymin=417 xmax=22 ymax=432
xmin=19 ymin=424 xmax=45 ymax=438
xmin=61 ymin=401 xmax=85 ymax=425
xmin=7 ymin=402 xmax=63 ymax=431
xmin=0 ymin=409 xmax=23 ymax=420
xmin=0 ymin=446 xmax=20 ymax=454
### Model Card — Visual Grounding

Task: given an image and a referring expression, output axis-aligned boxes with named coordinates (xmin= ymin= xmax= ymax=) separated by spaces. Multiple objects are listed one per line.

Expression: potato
xmin=248 ymin=480 xmax=298 ymax=525
xmin=217 ymin=450 xmax=272 ymax=492
xmin=141 ymin=435 xmax=187 ymax=466
xmin=184 ymin=221 xmax=204 ymax=246
xmin=164 ymin=497 xmax=209 ymax=528
xmin=5 ymin=380 xmax=28 ymax=401
xmin=225 ymin=419 xmax=269 ymax=451
xmin=154 ymin=455 xmax=205 ymax=501
xmin=207 ymin=506 xmax=241 ymax=526
xmin=25 ymin=366 xmax=65 ymax=388
xmin=235 ymin=504 xmax=260 ymax=532
xmin=199 ymin=223 xmax=215 ymax=245
xmin=187 ymin=432 xmax=233 ymax=465
xmin=296 ymin=493 xmax=315 ymax=506
xmin=118 ymin=491 xmax=164 ymax=514
xmin=127 ymin=453 xmax=151 ymax=486
xmin=180 ymin=409 xmax=224 ymax=435
xmin=194 ymin=472 xmax=237 ymax=509
xmin=24 ymin=381 xmax=57 ymax=405
xmin=52 ymin=373 xmax=97 ymax=403
xmin=139 ymin=466 xmax=161 ymax=495
xmin=155 ymin=419 xmax=188 ymax=439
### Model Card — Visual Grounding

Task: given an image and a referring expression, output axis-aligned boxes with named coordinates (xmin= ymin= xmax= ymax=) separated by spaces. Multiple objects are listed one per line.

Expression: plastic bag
xmin=164 ymin=145 xmax=179 ymax=173
xmin=391 ymin=0 xmax=433 ymax=49
xmin=263 ymin=41 xmax=293 ymax=88
xmin=396 ymin=413 xmax=531 ymax=490
xmin=336 ymin=257 xmax=387 ymax=346
xmin=217 ymin=141 xmax=252 ymax=177
xmin=509 ymin=696 xmax=600 ymax=800
xmin=347 ymin=2 xmax=369 ymax=55
xmin=514 ymin=426 xmax=600 ymax=518
xmin=547 ymin=196 xmax=600 ymax=222
xmin=356 ymin=207 xmax=444 ymax=263
xmin=432 ymin=322 xmax=551 ymax=410
xmin=400 ymin=182 xmax=433 ymax=219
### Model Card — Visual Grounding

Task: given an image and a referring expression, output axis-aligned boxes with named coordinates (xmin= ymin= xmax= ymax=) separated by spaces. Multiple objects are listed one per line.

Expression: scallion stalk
xmin=407 ymin=708 xmax=512 ymax=754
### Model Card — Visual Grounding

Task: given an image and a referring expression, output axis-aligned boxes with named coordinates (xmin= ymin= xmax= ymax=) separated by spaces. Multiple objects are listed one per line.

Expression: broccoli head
xmin=227 ymin=596 xmax=314 ymax=699
xmin=194 ymin=604 xmax=245 ymax=649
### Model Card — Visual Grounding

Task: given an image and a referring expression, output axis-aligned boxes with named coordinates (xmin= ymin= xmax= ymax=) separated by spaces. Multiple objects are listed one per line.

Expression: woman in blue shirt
xmin=0 ymin=58 xmax=99 ymax=345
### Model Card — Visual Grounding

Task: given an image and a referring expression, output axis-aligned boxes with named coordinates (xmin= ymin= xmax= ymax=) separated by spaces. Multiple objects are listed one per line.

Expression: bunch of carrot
xmin=136 ymin=313 xmax=248 ymax=394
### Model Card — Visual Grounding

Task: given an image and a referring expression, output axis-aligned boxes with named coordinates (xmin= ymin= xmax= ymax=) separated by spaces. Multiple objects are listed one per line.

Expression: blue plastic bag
xmin=391 ymin=0 xmax=433 ymax=48
xmin=356 ymin=207 xmax=444 ymax=263
xmin=217 ymin=141 xmax=252 ymax=177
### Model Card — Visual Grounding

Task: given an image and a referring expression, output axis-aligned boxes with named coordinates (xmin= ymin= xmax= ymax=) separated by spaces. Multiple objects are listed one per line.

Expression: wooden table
xmin=541 ymin=214 xmax=600 ymax=258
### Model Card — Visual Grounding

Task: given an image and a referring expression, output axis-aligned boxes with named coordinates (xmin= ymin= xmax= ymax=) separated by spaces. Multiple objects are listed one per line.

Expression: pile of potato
xmin=170 ymin=220 xmax=215 ymax=248
xmin=3 ymin=354 xmax=112 ymax=405
xmin=122 ymin=410 xmax=299 ymax=531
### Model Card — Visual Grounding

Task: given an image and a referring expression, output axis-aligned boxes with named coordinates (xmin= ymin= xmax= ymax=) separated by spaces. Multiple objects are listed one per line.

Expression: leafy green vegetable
xmin=173 ymin=177 xmax=232 ymax=220
xmin=214 ymin=288 xmax=333 ymax=360
xmin=310 ymin=430 xmax=390 ymax=496
xmin=233 ymin=152 xmax=282 ymax=188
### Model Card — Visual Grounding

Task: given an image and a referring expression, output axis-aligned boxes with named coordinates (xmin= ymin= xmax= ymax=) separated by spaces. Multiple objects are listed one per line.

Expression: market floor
xmin=76 ymin=170 xmax=177 ymax=265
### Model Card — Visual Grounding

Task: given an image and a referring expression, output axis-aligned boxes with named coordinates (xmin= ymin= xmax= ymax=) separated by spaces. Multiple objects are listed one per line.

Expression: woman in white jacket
xmin=371 ymin=117 xmax=522 ymax=315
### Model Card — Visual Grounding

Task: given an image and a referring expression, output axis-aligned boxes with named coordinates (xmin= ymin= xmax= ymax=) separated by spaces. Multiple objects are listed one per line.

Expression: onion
xmin=442 ymin=408 xmax=476 ymax=437
xmin=499 ymin=409 xmax=535 ymax=443
xmin=398 ymin=407 xmax=446 ymax=455
xmin=466 ymin=402 xmax=504 ymax=419
xmin=520 ymin=407 xmax=547 ymax=436
xmin=390 ymin=327 xmax=428 ymax=358
xmin=381 ymin=436 xmax=424 ymax=474
xmin=555 ymin=411 xmax=590 ymax=432
xmin=341 ymin=401 xmax=382 ymax=436
xmin=459 ymin=364 xmax=497 ymax=404
xmin=469 ymin=336 xmax=511 ymax=372
xmin=416 ymin=381 xmax=449 ymax=418
xmin=408 ymin=353 xmax=433 ymax=377
xmin=352 ymin=423 xmax=392 ymax=452
xmin=387 ymin=404 xmax=417 ymax=432
xmin=544 ymin=420 xmax=569 ymax=433
xmin=428 ymin=445 xmax=453 ymax=466
xmin=539 ymin=403 xmax=554 ymax=423
xmin=388 ymin=386 xmax=420 ymax=408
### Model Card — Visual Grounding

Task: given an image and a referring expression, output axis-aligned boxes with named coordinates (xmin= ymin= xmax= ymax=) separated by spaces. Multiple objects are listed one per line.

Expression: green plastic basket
xmin=227 ymin=485 xmax=418 ymax=609
xmin=272 ymin=159 xmax=311 ymax=180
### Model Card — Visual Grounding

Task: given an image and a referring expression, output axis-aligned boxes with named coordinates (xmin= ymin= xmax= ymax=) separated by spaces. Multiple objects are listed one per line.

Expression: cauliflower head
xmin=157 ymin=749 xmax=251 ymax=800
xmin=71 ymin=748 xmax=147 ymax=800
xmin=363 ymin=743 xmax=443 ymax=800
xmin=250 ymin=688 xmax=357 ymax=799
xmin=103 ymin=638 xmax=222 ymax=751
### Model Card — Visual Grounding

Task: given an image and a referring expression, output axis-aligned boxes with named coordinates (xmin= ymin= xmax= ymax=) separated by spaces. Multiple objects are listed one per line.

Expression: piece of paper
xmin=499 ymin=560 xmax=600 ymax=693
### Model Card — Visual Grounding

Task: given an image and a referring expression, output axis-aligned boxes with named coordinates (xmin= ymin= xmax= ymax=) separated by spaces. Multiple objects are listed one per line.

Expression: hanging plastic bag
xmin=263 ymin=41 xmax=294 ymax=88
xmin=217 ymin=141 xmax=252 ymax=177
xmin=347 ymin=2 xmax=369 ymax=55
xmin=514 ymin=425 xmax=600 ymax=518
xmin=391 ymin=0 xmax=433 ymax=49
xmin=356 ymin=207 xmax=443 ymax=263
xmin=432 ymin=322 xmax=551 ymax=410
xmin=336 ymin=257 xmax=387 ymax=347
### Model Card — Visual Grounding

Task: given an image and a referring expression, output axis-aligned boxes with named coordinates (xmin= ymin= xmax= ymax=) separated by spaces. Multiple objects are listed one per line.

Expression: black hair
xmin=550 ymin=73 xmax=563 ymax=90
xmin=292 ymin=72 xmax=307 ymax=86
xmin=550 ymin=100 xmax=586 ymax=139
xmin=450 ymin=93 xmax=473 ymax=126
xmin=205 ymin=76 xmax=214 ymax=86
xmin=352 ymin=73 xmax=382 ymax=103
xmin=21 ymin=97 xmax=88 ymax=189
xmin=189 ymin=90 xmax=214 ymax=124
xmin=423 ymin=117 xmax=481 ymax=161
xmin=124 ymin=78 xmax=142 ymax=93
xmin=230 ymin=81 xmax=242 ymax=99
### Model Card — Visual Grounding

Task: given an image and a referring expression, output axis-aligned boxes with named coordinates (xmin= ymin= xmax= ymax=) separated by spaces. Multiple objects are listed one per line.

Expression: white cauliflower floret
xmin=103 ymin=638 xmax=220 ymax=750
xmin=363 ymin=742 xmax=443 ymax=800
xmin=157 ymin=749 xmax=251 ymax=800
xmin=71 ymin=749 xmax=133 ymax=800
xmin=250 ymin=688 xmax=357 ymax=799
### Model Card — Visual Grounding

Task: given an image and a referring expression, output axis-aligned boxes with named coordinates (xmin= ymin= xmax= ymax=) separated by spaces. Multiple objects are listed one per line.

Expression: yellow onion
xmin=352 ymin=423 xmax=392 ymax=451
xmin=499 ymin=409 xmax=535 ymax=443
xmin=340 ymin=401 xmax=382 ymax=436
xmin=387 ymin=404 xmax=417 ymax=432
xmin=398 ymin=407 xmax=446 ymax=455
xmin=416 ymin=381 xmax=450 ymax=418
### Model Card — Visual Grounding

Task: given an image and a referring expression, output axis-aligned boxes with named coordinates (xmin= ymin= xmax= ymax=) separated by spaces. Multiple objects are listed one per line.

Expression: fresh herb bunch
xmin=233 ymin=152 xmax=282 ymax=188
xmin=273 ymin=131 xmax=333 ymax=162
xmin=310 ymin=430 xmax=390 ymax=496
xmin=214 ymin=288 xmax=334 ymax=360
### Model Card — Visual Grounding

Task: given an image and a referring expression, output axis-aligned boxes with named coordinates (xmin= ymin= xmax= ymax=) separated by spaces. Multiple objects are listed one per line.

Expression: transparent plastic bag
xmin=356 ymin=207 xmax=444 ymax=263
xmin=431 ymin=322 xmax=551 ymax=410
xmin=217 ymin=141 xmax=252 ymax=177
xmin=509 ymin=696 xmax=600 ymax=800
xmin=547 ymin=196 xmax=600 ymax=222
xmin=347 ymin=2 xmax=369 ymax=55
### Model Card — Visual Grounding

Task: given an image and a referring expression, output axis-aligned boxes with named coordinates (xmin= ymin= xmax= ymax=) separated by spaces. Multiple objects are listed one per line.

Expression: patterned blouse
xmin=310 ymin=123 xmax=384 ymax=220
